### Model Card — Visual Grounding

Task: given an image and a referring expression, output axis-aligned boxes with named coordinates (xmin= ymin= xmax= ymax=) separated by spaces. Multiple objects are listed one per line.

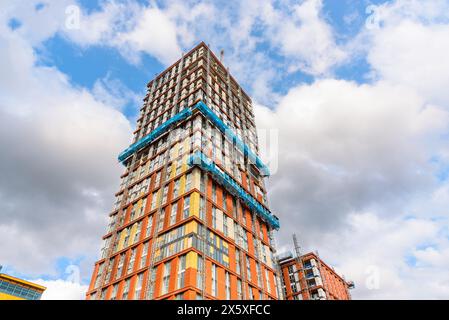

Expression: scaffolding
xmin=118 ymin=101 xmax=271 ymax=177
xmin=118 ymin=107 xmax=193 ymax=163
xmin=188 ymin=151 xmax=279 ymax=230
xmin=292 ymin=233 xmax=310 ymax=300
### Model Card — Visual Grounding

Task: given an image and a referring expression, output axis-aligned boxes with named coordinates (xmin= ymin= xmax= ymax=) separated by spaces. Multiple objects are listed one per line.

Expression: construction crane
xmin=292 ymin=233 xmax=310 ymax=300
xmin=293 ymin=233 xmax=302 ymax=258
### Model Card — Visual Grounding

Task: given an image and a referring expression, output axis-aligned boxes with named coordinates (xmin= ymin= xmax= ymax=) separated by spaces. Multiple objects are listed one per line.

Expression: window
xmin=197 ymin=256 xmax=204 ymax=290
xmin=170 ymin=202 xmax=178 ymax=226
xmin=211 ymin=264 xmax=217 ymax=297
xmin=100 ymin=289 xmax=106 ymax=300
xmin=262 ymin=244 xmax=267 ymax=263
xmin=183 ymin=195 xmax=190 ymax=219
xmin=123 ymin=227 xmax=130 ymax=248
xmin=223 ymin=216 xmax=228 ymax=237
xmin=157 ymin=210 xmax=166 ymax=232
xmin=162 ymin=186 xmax=169 ymax=204
xmin=154 ymin=171 xmax=161 ymax=188
xmin=200 ymin=172 xmax=205 ymax=193
xmin=222 ymin=190 xmax=227 ymax=212
xmin=256 ymin=263 xmax=262 ymax=287
xmin=237 ymin=279 xmax=242 ymax=300
xmin=111 ymin=284 xmax=118 ymax=300
xmin=212 ymin=207 xmax=217 ymax=229
xmin=265 ymin=269 xmax=271 ymax=294
xmin=248 ymin=285 xmax=254 ymax=300
xmin=199 ymin=196 xmax=205 ymax=221
xmin=0 ymin=281 xmax=43 ymax=300
xmin=169 ymin=146 xmax=175 ymax=161
xmin=242 ymin=231 xmax=248 ymax=251
xmin=106 ymin=257 xmax=114 ymax=283
xmin=177 ymin=255 xmax=186 ymax=289
xmin=122 ymin=279 xmax=131 ymax=300
xmin=134 ymin=273 xmax=143 ymax=300
xmin=146 ymin=216 xmax=153 ymax=237
xmin=173 ymin=179 xmax=180 ymax=198
xmin=235 ymin=249 xmax=241 ymax=275
xmin=151 ymin=191 xmax=158 ymax=210
xmin=133 ymin=222 xmax=142 ymax=244
xmin=127 ymin=248 xmax=136 ymax=274
xmin=176 ymin=160 xmax=182 ymax=175
xmin=139 ymin=166 xmax=146 ymax=178
xmin=140 ymin=242 xmax=149 ymax=268
xmin=225 ymin=272 xmax=230 ymax=300
xmin=253 ymin=238 xmax=259 ymax=259
xmin=212 ymin=183 xmax=217 ymax=202
xmin=100 ymin=237 xmax=111 ymax=259
xmin=185 ymin=172 xmax=192 ymax=192
xmin=161 ymin=261 xmax=171 ymax=295
xmin=95 ymin=263 xmax=104 ymax=288
xmin=108 ymin=214 xmax=117 ymax=233
xmin=148 ymin=268 xmax=157 ymax=299
xmin=232 ymin=198 xmax=237 ymax=218
xmin=165 ymin=165 xmax=172 ymax=181
xmin=130 ymin=203 xmax=136 ymax=221
xmin=246 ymin=256 xmax=251 ymax=281
xmin=116 ymin=253 xmax=125 ymax=279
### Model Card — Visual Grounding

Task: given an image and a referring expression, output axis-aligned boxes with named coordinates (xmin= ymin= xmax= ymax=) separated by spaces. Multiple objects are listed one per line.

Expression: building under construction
xmin=277 ymin=235 xmax=354 ymax=300
xmin=84 ymin=40 xmax=354 ymax=301
xmin=86 ymin=42 xmax=281 ymax=300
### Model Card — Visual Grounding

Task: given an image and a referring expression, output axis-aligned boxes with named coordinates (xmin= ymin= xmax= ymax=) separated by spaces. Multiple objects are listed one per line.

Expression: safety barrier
xmin=188 ymin=151 xmax=279 ymax=230
xmin=118 ymin=101 xmax=270 ymax=177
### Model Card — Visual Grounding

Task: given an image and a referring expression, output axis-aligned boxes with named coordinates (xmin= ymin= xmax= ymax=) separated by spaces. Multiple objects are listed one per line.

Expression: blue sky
xmin=29 ymin=0 xmax=389 ymax=121
xmin=1 ymin=0 xmax=449 ymax=299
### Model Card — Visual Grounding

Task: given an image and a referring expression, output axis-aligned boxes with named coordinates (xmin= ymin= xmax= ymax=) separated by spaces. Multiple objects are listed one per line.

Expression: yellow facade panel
xmin=180 ymin=175 xmax=186 ymax=195
xmin=0 ymin=292 xmax=25 ymax=300
xmin=186 ymin=251 xmax=198 ymax=269
xmin=117 ymin=229 xmax=127 ymax=251
xmin=190 ymin=192 xmax=200 ymax=217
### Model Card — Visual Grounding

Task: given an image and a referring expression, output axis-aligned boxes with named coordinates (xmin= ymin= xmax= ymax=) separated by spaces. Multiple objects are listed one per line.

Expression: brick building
xmin=278 ymin=251 xmax=354 ymax=300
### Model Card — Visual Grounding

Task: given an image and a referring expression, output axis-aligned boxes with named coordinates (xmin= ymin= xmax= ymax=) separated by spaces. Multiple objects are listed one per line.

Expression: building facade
xmin=278 ymin=252 xmax=354 ymax=300
xmin=0 ymin=272 xmax=46 ymax=300
xmin=86 ymin=42 xmax=281 ymax=300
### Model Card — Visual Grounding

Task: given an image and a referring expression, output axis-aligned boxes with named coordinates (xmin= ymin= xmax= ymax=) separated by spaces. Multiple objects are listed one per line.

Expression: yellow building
xmin=0 ymin=273 xmax=46 ymax=300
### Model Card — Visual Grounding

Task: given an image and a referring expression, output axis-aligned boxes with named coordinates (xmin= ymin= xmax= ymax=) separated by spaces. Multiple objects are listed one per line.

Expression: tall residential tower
xmin=86 ymin=42 xmax=281 ymax=300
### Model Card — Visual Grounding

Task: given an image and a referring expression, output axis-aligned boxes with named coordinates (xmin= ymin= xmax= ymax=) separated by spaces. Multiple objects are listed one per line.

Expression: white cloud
xmin=255 ymin=77 xmax=449 ymax=299
xmin=32 ymin=279 xmax=88 ymax=300
xmin=265 ymin=0 xmax=347 ymax=75
xmin=319 ymin=211 xmax=449 ymax=299
xmin=368 ymin=20 xmax=449 ymax=107
xmin=255 ymin=78 xmax=449 ymax=235
xmin=115 ymin=6 xmax=182 ymax=65
xmin=0 ymin=6 xmax=132 ymax=279
xmin=92 ymin=73 xmax=141 ymax=111
xmin=2 ymin=0 xmax=449 ymax=300
xmin=62 ymin=1 xmax=136 ymax=46
xmin=1 ymin=0 xmax=184 ymax=67
xmin=1 ymin=0 xmax=76 ymax=45
xmin=253 ymin=0 xmax=449 ymax=299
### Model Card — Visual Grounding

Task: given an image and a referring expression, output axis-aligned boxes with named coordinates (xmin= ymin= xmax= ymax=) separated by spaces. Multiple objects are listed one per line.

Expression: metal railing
xmin=118 ymin=101 xmax=270 ymax=177
xmin=188 ymin=151 xmax=279 ymax=230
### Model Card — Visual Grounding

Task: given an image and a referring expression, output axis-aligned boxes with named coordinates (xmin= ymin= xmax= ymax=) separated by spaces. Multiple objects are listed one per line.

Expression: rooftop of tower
xmin=145 ymin=41 xmax=252 ymax=104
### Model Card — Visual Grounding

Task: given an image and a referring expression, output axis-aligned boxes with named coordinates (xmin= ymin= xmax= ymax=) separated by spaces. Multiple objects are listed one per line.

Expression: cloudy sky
xmin=1 ymin=0 xmax=449 ymax=300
